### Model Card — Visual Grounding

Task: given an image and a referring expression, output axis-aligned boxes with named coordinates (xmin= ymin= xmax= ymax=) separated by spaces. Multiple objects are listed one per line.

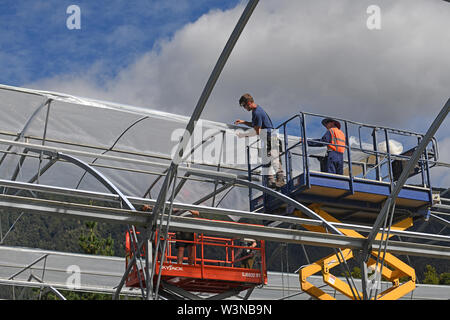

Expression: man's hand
xmin=190 ymin=210 xmax=200 ymax=216
xmin=234 ymin=119 xmax=245 ymax=125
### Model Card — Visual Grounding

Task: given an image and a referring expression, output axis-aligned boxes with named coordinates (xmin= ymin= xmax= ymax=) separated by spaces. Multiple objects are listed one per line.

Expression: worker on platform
xmin=234 ymin=93 xmax=285 ymax=189
xmin=301 ymin=118 xmax=346 ymax=175
xmin=175 ymin=210 xmax=199 ymax=265
xmin=235 ymin=238 xmax=257 ymax=269
xmin=141 ymin=204 xmax=199 ymax=265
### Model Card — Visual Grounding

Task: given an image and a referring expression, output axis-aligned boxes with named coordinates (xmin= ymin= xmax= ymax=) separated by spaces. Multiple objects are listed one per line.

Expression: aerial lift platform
xmin=246 ymin=111 xmax=441 ymax=300
xmin=125 ymin=224 xmax=267 ymax=299
xmin=249 ymin=112 xmax=436 ymax=225
xmin=120 ymin=108 xmax=444 ymax=300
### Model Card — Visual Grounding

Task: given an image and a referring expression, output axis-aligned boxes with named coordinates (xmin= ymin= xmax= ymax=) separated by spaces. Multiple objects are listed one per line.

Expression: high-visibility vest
xmin=328 ymin=128 xmax=346 ymax=153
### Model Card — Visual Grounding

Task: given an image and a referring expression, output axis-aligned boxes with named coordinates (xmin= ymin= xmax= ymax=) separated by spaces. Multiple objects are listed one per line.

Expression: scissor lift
xmin=247 ymin=111 xmax=439 ymax=300
xmin=125 ymin=225 xmax=267 ymax=298
xmin=295 ymin=204 xmax=416 ymax=300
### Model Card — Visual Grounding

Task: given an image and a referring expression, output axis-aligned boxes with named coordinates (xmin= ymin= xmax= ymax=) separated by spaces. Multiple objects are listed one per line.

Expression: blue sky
xmin=0 ymin=0 xmax=239 ymax=86
xmin=1 ymin=1 xmax=448 ymax=136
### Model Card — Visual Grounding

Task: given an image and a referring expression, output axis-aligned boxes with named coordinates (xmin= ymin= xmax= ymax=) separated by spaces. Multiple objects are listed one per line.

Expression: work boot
xmin=275 ymin=171 xmax=286 ymax=188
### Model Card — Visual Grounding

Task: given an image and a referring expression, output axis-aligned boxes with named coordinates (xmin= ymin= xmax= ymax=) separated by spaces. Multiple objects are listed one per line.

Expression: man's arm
xmin=301 ymin=131 xmax=331 ymax=147
xmin=234 ymin=119 xmax=253 ymax=127
xmin=235 ymin=119 xmax=259 ymax=138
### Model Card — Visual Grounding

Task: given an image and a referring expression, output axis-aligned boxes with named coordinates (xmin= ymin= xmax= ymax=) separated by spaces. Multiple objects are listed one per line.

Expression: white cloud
xmin=27 ymin=0 xmax=450 ymax=159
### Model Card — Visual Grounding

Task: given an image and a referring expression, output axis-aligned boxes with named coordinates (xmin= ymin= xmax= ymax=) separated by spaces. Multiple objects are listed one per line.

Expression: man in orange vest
xmin=303 ymin=118 xmax=346 ymax=175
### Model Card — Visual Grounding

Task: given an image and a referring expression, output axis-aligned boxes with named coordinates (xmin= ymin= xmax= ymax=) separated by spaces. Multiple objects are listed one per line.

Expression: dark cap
xmin=321 ymin=118 xmax=341 ymax=129
xmin=239 ymin=93 xmax=254 ymax=106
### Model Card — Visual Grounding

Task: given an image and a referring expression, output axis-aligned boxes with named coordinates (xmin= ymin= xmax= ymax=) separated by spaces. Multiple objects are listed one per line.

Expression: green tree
xmin=423 ymin=265 xmax=439 ymax=284
xmin=78 ymin=221 xmax=114 ymax=256
xmin=439 ymin=272 xmax=450 ymax=285
xmin=39 ymin=221 xmax=117 ymax=300
xmin=351 ymin=266 xmax=362 ymax=279
xmin=341 ymin=266 xmax=362 ymax=279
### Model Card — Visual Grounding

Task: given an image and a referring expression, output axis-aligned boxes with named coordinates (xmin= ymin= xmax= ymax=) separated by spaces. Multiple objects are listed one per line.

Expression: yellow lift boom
xmin=295 ymin=204 xmax=416 ymax=300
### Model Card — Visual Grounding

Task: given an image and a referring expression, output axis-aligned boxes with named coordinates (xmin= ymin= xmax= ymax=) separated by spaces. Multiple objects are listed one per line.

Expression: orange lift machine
xmin=125 ymin=227 xmax=267 ymax=296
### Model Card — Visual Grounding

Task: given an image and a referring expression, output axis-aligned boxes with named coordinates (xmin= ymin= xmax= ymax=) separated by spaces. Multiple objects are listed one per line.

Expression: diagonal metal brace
xmin=364 ymin=98 xmax=449 ymax=257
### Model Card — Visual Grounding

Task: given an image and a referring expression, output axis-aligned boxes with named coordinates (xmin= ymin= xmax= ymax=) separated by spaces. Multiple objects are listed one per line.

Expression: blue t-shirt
xmin=307 ymin=130 xmax=332 ymax=147
xmin=251 ymin=105 xmax=273 ymax=129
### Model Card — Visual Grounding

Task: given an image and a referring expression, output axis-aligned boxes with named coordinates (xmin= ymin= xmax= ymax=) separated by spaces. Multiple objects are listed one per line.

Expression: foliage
xmin=422 ymin=265 xmax=450 ymax=286
xmin=439 ymin=272 xmax=450 ymax=285
xmin=341 ymin=266 xmax=362 ymax=279
xmin=79 ymin=221 xmax=114 ymax=256
xmin=423 ymin=265 xmax=440 ymax=285
xmin=65 ymin=221 xmax=115 ymax=300
xmin=39 ymin=289 xmax=112 ymax=301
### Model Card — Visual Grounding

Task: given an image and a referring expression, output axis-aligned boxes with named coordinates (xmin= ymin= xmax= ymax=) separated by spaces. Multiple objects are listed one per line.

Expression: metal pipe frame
xmin=361 ymin=98 xmax=449 ymax=299
xmin=0 ymin=148 xmax=222 ymax=187
xmin=0 ymin=155 xmax=443 ymax=297
xmin=143 ymin=0 xmax=260 ymax=300
xmin=1 ymin=126 xmax=447 ymax=190
xmin=21 ymin=149 xmax=149 ymax=298
xmin=0 ymin=98 xmax=51 ymax=167
xmin=364 ymin=99 xmax=449 ymax=252
xmin=1 ymin=193 xmax=449 ymax=259
xmin=0 ymin=128 xmax=250 ymax=174
xmin=0 ymin=138 xmax=243 ymax=181
xmin=0 ymin=3 xmax=448 ymax=300
xmin=1 ymin=179 xmax=449 ymax=244
xmin=0 ymin=278 xmax=142 ymax=298
xmin=299 ymin=110 xmax=439 ymax=139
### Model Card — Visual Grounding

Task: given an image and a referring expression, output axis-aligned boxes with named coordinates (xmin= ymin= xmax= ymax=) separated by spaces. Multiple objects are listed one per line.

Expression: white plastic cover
xmin=0 ymin=84 xmax=405 ymax=214
xmin=0 ymin=84 xmax=260 ymax=212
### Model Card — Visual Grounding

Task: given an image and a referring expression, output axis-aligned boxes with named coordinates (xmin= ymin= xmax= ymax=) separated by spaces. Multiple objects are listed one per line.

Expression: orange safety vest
xmin=125 ymin=232 xmax=131 ymax=255
xmin=328 ymin=127 xmax=346 ymax=153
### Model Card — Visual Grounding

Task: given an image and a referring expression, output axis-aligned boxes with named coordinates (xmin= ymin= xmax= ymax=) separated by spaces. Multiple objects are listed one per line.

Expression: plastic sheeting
xmin=0 ymin=84 xmax=260 ymax=212
xmin=0 ymin=84 xmax=408 ymax=214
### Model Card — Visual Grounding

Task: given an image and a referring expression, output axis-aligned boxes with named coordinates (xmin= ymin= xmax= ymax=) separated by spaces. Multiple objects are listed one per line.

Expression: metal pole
xmin=212 ymin=131 xmax=226 ymax=206
xmin=113 ymin=255 xmax=136 ymax=300
xmin=363 ymin=98 xmax=449 ymax=258
xmin=145 ymin=0 xmax=260 ymax=299
xmin=149 ymin=0 xmax=260 ymax=230
xmin=360 ymin=99 xmax=449 ymax=298
xmin=371 ymin=128 xmax=381 ymax=181
xmin=37 ymin=100 xmax=52 ymax=184
xmin=344 ymin=120 xmax=354 ymax=194
xmin=0 ymin=98 xmax=51 ymax=167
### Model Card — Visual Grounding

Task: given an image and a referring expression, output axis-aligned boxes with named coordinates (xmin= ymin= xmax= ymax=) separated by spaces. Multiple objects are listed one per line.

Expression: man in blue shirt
xmin=234 ymin=93 xmax=285 ymax=188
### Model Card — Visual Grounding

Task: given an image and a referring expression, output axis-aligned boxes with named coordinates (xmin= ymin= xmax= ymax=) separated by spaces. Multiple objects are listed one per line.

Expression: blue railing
xmin=247 ymin=111 xmax=438 ymax=211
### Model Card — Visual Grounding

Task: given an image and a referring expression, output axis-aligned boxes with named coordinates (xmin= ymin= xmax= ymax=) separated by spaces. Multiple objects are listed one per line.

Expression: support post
xmin=145 ymin=0 xmax=260 ymax=299
xmin=363 ymin=98 xmax=449 ymax=261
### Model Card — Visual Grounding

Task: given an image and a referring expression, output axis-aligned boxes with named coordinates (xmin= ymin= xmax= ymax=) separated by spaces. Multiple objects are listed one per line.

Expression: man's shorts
xmin=175 ymin=231 xmax=194 ymax=248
